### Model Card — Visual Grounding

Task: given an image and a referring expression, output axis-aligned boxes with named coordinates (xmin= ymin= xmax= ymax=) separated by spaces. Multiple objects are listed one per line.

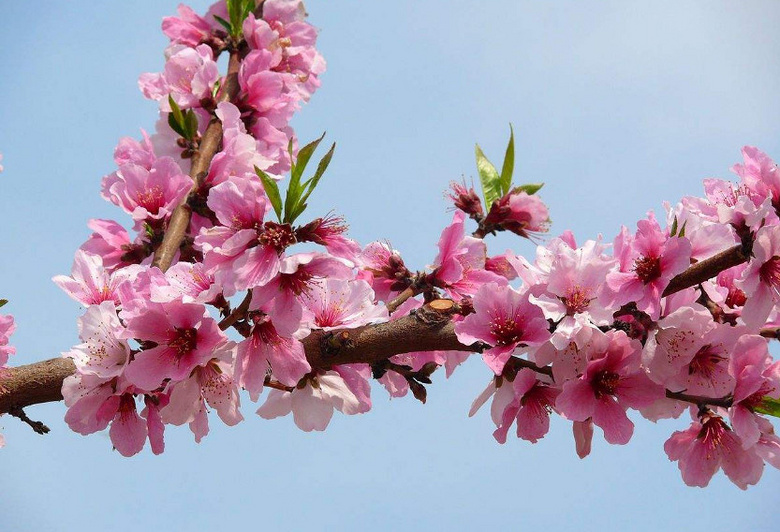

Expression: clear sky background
xmin=1 ymin=1 xmax=779 ymax=531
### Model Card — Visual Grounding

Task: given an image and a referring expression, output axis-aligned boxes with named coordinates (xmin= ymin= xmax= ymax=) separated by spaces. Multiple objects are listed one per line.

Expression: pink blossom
xmin=556 ymin=330 xmax=664 ymax=445
xmin=731 ymin=146 xmax=780 ymax=215
xmin=358 ymin=241 xmax=411 ymax=301
xmin=101 ymin=158 xmax=191 ymax=227
xmin=162 ymin=4 xmax=213 ymax=47
xmin=0 ymin=313 xmax=16 ymax=368
xmin=139 ymin=44 xmax=219 ymax=111
xmin=206 ymin=102 xmax=276 ymax=185
xmin=236 ymin=315 xmax=310 ymax=401
xmin=737 ymin=225 xmax=780 ymax=329
xmin=492 ymin=369 xmax=560 ymax=444
xmin=196 ymin=176 xmax=286 ymax=294
xmin=728 ymin=335 xmax=780 ymax=448
xmin=483 ymin=190 xmax=550 ymax=238
xmin=431 ymin=211 xmax=507 ymax=297
xmin=79 ymin=219 xmax=132 ymax=272
xmin=665 ymin=411 xmax=764 ymax=489
xmin=256 ymin=370 xmax=366 ymax=431
xmin=239 ymin=50 xmax=296 ymax=127
xmin=455 ymin=283 xmax=550 ymax=374
xmin=113 ymin=130 xmax=156 ymax=170
xmin=121 ymin=301 xmax=226 ymax=391
xmin=606 ymin=214 xmax=692 ymax=319
xmin=162 ymin=359 xmax=243 ymax=442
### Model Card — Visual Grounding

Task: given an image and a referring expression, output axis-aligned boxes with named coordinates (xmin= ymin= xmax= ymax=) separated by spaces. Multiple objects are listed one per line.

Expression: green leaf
xmin=678 ymin=220 xmax=688 ymax=239
xmin=298 ymin=142 xmax=335 ymax=208
xmin=184 ymin=110 xmax=199 ymax=140
xmin=213 ymin=15 xmax=232 ymax=32
xmin=0 ymin=299 xmax=7 ymax=308
xmin=291 ymin=133 xmax=326 ymax=185
xmin=670 ymin=216 xmax=679 ymax=237
xmin=475 ymin=144 xmax=503 ymax=208
xmin=256 ymin=167 xmax=283 ymax=221
xmin=285 ymin=133 xmax=326 ymax=223
xmin=499 ymin=124 xmax=515 ymax=195
xmin=514 ymin=183 xmax=544 ymax=195
xmin=755 ymin=397 xmax=780 ymax=418
xmin=167 ymin=96 xmax=188 ymax=138
xmin=167 ymin=114 xmax=187 ymax=139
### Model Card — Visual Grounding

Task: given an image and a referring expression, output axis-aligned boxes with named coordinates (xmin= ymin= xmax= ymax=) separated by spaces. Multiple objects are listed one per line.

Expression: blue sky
xmin=1 ymin=1 xmax=779 ymax=530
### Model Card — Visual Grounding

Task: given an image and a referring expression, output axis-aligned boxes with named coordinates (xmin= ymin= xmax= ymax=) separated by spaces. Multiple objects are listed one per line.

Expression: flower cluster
xmin=449 ymin=146 xmax=780 ymax=489
xmin=42 ymin=0 xmax=780 ymax=491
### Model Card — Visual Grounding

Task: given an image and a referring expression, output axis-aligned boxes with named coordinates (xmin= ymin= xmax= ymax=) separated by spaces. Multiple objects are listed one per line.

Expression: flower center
xmin=168 ymin=327 xmax=198 ymax=356
xmin=688 ymin=344 xmax=726 ymax=379
xmin=697 ymin=414 xmax=729 ymax=451
xmin=257 ymin=221 xmax=296 ymax=253
xmin=490 ymin=316 xmax=524 ymax=346
xmin=633 ymin=255 xmax=662 ymax=284
xmin=592 ymin=371 xmax=620 ymax=398
xmin=563 ymin=286 xmax=591 ymax=315
xmin=279 ymin=269 xmax=315 ymax=295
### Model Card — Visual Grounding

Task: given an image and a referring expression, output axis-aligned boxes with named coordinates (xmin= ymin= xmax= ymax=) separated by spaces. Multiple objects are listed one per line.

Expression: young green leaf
xmin=499 ymin=124 xmax=515 ymax=196
xmin=298 ymin=142 xmax=335 ymax=209
xmin=678 ymin=220 xmax=688 ymax=239
xmin=670 ymin=215 xmax=679 ymax=237
xmin=475 ymin=144 xmax=502 ymax=208
xmin=0 ymin=299 xmax=7 ymax=308
xmin=514 ymin=183 xmax=544 ymax=195
xmin=755 ymin=397 xmax=780 ymax=419
xmin=213 ymin=15 xmax=232 ymax=32
xmin=167 ymin=96 xmax=190 ymax=139
xmin=291 ymin=132 xmax=326 ymax=185
xmin=184 ymin=110 xmax=199 ymax=140
xmin=256 ymin=167 xmax=283 ymax=221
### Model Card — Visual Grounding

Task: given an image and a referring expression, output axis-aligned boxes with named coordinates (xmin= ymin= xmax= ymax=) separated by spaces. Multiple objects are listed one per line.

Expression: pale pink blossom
xmin=256 ymin=370 xmax=366 ymax=431
xmin=53 ymin=250 xmax=133 ymax=306
xmin=301 ymin=278 xmax=388 ymax=331
xmin=63 ymin=302 xmax=129 ymax=380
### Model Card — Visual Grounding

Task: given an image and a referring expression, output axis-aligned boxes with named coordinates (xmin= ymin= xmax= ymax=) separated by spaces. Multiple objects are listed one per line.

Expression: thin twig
xmin=9 ymin=406 xmax=50 ymax=435
xmin=219 ymin=291 xmax=253 ymax=331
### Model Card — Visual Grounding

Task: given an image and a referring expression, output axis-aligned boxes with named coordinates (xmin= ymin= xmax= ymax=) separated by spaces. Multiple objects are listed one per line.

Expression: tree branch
xmin=661 ymin=243 xmax=751 ymax=297
xmin=0 ymin=238 xmax=761 ymax=417
xmin=0 ymin=304 xmax=473 ymax=414
xmin=152 ymin=51 xmax=242 ymax=272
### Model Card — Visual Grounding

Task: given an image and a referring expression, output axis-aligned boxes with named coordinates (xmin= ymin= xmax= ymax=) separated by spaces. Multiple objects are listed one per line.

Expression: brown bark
xmin=0 ymin=304 xmax=472 ymax=415
xmin=151 ymin=51 xmax=242 ymax=272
